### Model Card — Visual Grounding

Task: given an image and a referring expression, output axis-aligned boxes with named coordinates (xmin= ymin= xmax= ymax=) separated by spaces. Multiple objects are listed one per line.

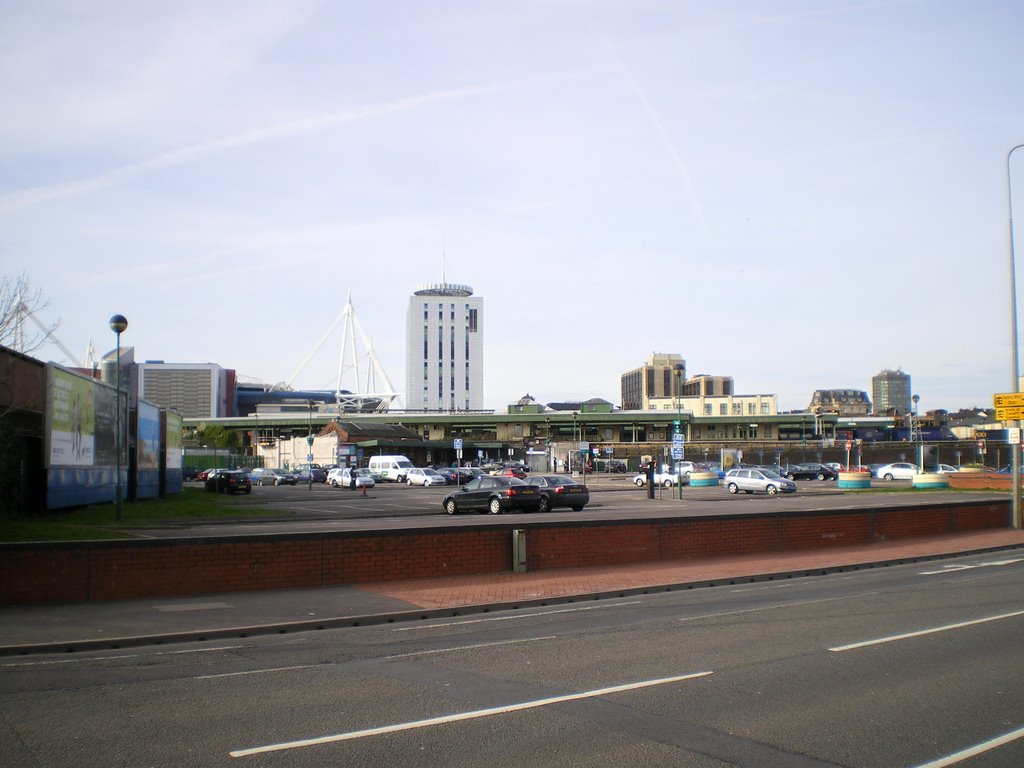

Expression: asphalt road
xmin=2 ymin=549 xmax=1022 ymax=767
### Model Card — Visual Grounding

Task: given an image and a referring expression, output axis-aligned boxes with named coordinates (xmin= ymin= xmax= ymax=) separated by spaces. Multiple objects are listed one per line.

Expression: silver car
xmin=724 ymin=468 xmax=797 ymax=496
xmin=406 ymin=467 xmax=447 ymax=486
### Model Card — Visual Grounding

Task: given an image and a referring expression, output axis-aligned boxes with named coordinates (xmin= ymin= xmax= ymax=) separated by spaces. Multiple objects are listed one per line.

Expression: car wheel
xmin=883 ymin=473 xmax=894 ymax=481
xmin=786 ymin=473 xmax=795 ymax=480
xmin=407 ymin=478 xmax=414 ymax=486
xmin=633 ymin=477 xmax=645 ymax=487
xmin=538 ymin=495 xmax=551 ymax=513
xmin=488 ymin=498 xmax=502 ymax=515
xmin=662 ymin=479 xmax=673 ymax=488
xmin=817 ymin=473 xmax=826 ymax=481
xmin=445 ymin=499 xmax=458 ymax=515
xmin=727 ymin=482 xmax=739 ymax=494
xmin=766 ymin=484 xmax=778 ymax=495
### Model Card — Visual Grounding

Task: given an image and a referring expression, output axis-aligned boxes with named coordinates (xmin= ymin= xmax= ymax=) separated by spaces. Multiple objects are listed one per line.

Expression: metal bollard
xmin=512 ymin=529 xmax=527 ymax=573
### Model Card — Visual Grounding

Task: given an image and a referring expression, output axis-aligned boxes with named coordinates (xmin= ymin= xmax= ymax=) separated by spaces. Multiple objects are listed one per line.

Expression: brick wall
xmin=0 ymin=500 xmax=1011 ymax=605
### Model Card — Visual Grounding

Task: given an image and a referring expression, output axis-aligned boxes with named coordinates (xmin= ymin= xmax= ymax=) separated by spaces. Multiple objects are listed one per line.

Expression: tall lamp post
xmin=1008 ymin=143 xmax=1023 ymax=528
xmin=109 ymin=314 xmax=128 ymax=521
xmin=912 ymin=394 xmax=921 ymax=471
xmin=306 ymin=400 xmax=314 ymax=491
xmin=673 ymin=363 xmax=684 ymax=499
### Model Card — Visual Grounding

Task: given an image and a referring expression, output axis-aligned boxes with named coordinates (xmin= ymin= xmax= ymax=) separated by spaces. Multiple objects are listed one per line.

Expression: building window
xmin=732 ymin=403 xmax=742 ymax=415
xmin=720 ymin=404 xmax=728 ymax=415
xmin=468 ymin=308 xmax=478 ymax=332
xmin=704 ymin=404 xmax=712 ymax=416
xmin=748 ymin=403 xmax=756 ymax=415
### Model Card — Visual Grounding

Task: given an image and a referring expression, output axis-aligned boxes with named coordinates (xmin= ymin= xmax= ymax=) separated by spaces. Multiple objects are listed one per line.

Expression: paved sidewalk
xmin=2 ymin=528 xmax=1023 ymax=656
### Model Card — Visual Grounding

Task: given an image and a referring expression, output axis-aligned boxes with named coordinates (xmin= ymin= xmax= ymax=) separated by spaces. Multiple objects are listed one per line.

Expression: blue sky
xmin=2 ymin=0 xmax=1022 ymax=414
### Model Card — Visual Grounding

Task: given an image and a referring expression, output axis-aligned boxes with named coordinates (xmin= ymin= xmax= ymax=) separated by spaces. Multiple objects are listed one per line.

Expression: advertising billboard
xmin=136 ymin=401 xmax=161 ymax=470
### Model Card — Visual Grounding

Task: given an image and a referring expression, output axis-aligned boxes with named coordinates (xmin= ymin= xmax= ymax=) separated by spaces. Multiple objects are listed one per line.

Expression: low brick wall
xmin=0 ymin=499 xmax=1011 ymax=605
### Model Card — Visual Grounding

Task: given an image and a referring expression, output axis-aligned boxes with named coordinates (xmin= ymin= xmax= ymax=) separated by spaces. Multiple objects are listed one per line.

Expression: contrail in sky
xmin=0 ymin=74 xmax=570 ymax=215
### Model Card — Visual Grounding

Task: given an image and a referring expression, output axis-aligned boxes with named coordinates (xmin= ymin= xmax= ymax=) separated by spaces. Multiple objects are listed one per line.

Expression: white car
xmin=633 ymin=471 xmax=689 ymax=488
xmin=406 ymin=468 xmax=447 ymax=486
xmin=935 ymin=464 xmax=959 ymax=473
xmin=874 ymin=462 xmax=918 ymax=480
xmin=326 ymin=468 xmax=375 ymax=488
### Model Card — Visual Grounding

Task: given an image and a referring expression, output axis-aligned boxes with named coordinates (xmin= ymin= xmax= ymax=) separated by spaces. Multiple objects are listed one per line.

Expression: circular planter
xmin=837 ymin=471 xmax=871 ymax=489
xmin=955 ymin=467 xmax=984 ymax=474
xmin=689 ymin=471 xmax=720 ymax=487
xmin=912 ymin=472 xmax=949 ymax=489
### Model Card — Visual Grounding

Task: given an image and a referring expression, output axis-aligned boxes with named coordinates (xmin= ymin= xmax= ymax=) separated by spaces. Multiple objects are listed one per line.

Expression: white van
xmin=367 ymin=455 xmax=414 ymax=483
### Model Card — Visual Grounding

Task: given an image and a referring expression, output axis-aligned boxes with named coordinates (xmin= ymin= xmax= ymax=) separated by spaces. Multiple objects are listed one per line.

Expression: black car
xmin=785 ymin=463 xmax=838 ymax=481
xmin=442 ymin=476 xmax=541 ymax=515
xmin=525 ymin=474 xmax=590 ymax=512
xmin=204 ymin=470 xmax=252 ymax=494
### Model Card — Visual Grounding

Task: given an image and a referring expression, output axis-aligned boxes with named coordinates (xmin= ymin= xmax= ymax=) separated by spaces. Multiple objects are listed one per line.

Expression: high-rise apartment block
xmin=872 ymin=369 xmax=911 ymax=415
xmin=405 ymin=282 xmax=483 ymax=412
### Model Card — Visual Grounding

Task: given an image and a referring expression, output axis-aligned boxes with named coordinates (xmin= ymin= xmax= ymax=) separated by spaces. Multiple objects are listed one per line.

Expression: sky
xmin=2 ymin=0 xmax=1023 ymax=415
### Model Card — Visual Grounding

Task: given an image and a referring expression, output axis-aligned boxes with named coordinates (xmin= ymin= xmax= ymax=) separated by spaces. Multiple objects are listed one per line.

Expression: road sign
xmin=671 ymin=447 xmax=684 ymax=459
xmin=672 ymin=433 xmax=684 ymax=444
xmin=994 ymin=392 xmax=1024 ymax=408
xmin=996 ymin=406 xmax=1024 ymax=421
xmin=453 ymin=438 xmax=463 ymax=450
xmin=1008 ymin=428 xmax=1022 ymax=444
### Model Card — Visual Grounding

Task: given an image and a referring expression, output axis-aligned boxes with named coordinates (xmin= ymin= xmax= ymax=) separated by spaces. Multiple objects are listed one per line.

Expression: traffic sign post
xmin=994 ymin=392 xmax=1024 ymax=408
xmin=996 ymin=405 xmax=1024 ymax=421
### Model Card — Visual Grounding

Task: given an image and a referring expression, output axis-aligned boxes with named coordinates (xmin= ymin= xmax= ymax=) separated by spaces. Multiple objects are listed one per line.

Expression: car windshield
xmin=761 ymin=470 xmax=783 ymax=479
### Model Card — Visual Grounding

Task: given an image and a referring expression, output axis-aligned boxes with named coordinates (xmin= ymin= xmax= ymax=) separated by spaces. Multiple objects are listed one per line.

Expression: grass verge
xmin=0 ymin=488 xmax=281 ymax=543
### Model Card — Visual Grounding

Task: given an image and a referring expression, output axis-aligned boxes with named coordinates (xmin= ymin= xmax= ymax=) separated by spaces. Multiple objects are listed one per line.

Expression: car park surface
xmin=524 ymin=474 xmax=590 ymax=511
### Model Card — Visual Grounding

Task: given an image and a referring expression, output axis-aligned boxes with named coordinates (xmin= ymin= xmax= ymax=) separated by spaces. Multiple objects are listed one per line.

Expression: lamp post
xmin=912 ymin=394 xmax=921 ymax=471
xmin=306 ymin=400 xmax=314 ymax=491
xmin=109 ymin=314 xmax=128 ymax=521
xmin=1008 ymin=143 xmax=1023 ymax=528
xmin=673 ymin=363 xmax=684 ymax=498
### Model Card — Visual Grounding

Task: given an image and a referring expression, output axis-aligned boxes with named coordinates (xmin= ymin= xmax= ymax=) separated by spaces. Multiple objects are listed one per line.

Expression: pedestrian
xmin=349 ymin=467 xmax=357 ymax=491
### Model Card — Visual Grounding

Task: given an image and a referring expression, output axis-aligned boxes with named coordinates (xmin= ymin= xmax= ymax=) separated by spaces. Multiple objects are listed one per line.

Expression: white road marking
xmin=393 ymin=601 xmax=642 ymax=631
xmin=0 ymin=645 xmax=252 ymax=668
xmin=229 ymin=670 xmax=714 ymax=757
xmin=196 ymin=664 xmax=325 ymax=680
xmin=385 ymin=636 xmax=557 ymax=659
xmin=829 ymin=609 xmax=1024 ymax=652
xmin=918 ymin=558 xmax=1023 ymax=575
xmin=910 ymin=724 xmax=1024 ymax=767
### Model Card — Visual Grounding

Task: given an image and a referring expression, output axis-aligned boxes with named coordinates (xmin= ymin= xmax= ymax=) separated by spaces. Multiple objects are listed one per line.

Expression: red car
xmin=493 ymin=467 xmax=527 ymax=479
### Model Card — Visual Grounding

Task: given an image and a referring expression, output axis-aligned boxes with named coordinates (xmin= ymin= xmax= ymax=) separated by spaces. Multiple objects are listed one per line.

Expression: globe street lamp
xmin=109 ymin=314 xmax=128 ymax=521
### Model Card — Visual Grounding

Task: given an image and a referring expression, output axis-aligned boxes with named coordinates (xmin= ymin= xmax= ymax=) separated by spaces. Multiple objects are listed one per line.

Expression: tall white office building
xmin=405 ymin=282 xmax=483 ymax=411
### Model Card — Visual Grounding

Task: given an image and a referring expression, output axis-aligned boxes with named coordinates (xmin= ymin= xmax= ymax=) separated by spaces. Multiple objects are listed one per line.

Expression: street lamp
xmin=912 ymin=394 xmax=921 ymax=471
xmin=1007 ymin=143 xmax=1023 ymax=528
xmin=306 ymin=400 xmax=314 ymax=491
xmin=674 ymin=363 xmax=684 ymax=499
xmin=109 ymin=314 xmax=128 ymax=521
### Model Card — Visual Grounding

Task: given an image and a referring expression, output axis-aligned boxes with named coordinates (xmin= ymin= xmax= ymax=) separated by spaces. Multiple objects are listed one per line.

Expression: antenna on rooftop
xmin=441 ymin=234 xmax=446 ymax=284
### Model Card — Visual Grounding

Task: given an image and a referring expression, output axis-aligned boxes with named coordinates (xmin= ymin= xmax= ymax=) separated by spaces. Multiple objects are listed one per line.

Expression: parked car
xmin=934 ymin=464 xmax=959 ymax=473
xmin=632 ymin=471 xmax=687 ymax=488
xmin=326 ymin=467 xmax=375 ymax=488
xmin=442 ymin=476 xmax=541 ymax=515
xmin=182 ymin=466 xmax=200 ymax=481
xmin=525 ymin=474 xmax=590 ymax=512
xmin=293 ymin=465 xmax=327 ymax=483
xmin=493 ymin=466 xmax=527 ymax=479
xmin=874 ymin=462 xmax=918 ymax=481
xmin=249 ymin=468 xmax=297 ymax=486
xmin=723 ymin=468 xmax=797 ymax=496
xmin=204 ymin=469 xmax=252 ymax=495
xmin=785 ymin=463 xmax=838 ymax=481
xmin=406 ymin=467 xmax=447 ymax=486
xmin=196 ymin=467 xmax=224 ymax=482
xmin=431 ymin=466 xmax=461 ymax=484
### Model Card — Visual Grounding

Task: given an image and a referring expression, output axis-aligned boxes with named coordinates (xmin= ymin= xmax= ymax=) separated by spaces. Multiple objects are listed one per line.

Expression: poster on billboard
xmin=48 ymin=367 xmax=97 ymax=466
xmin=47 ymin=366 xmax=121 ymax=469
xmin=137 ymin=402 xmax=161 ymax=470
xmin=165 ymin=411 xmax=183 ymax=470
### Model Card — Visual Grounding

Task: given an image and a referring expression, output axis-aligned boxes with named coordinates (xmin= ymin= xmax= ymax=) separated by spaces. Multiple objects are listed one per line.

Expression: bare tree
xmin=0 ymin=272 xmax=59 ymax=355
